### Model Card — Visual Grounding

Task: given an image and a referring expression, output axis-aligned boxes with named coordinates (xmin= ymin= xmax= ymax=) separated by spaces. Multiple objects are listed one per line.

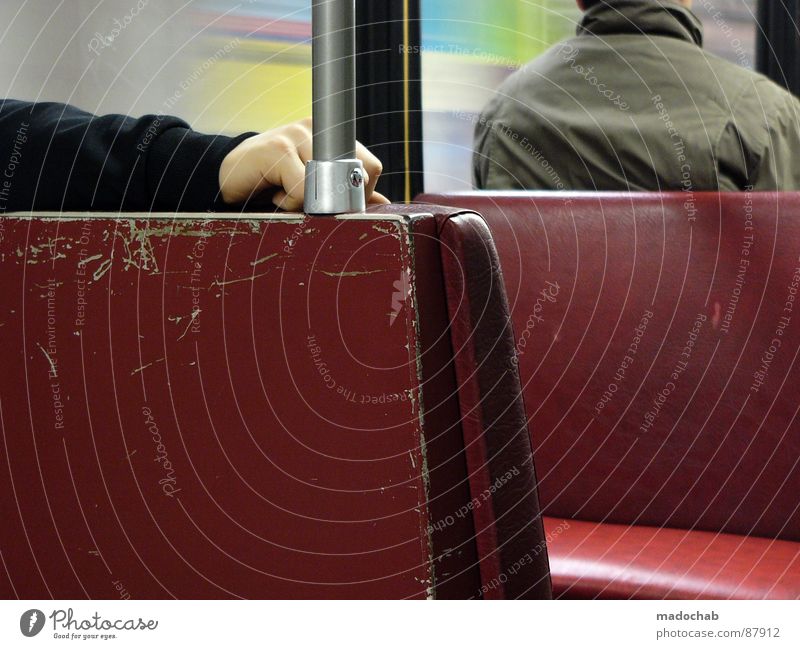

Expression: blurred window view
xmin=694 ymin=0 xmax=757 ymax=68
xmin=0 ymin=0 xmax=762 ymax=192
xmin=420 ymin=0 xmax=581 ymax=193
xmin=186 ymin=0 xmax=311 ymax=134
xmin=420 ymin=0 xmax=759 ymax=193
xmin=0 ymin=0 xmax=311 ymax=137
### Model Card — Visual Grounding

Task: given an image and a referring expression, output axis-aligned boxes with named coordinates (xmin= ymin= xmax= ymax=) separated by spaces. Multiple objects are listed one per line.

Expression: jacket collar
xmin=577 ymin=0 xmax=704 ymax=48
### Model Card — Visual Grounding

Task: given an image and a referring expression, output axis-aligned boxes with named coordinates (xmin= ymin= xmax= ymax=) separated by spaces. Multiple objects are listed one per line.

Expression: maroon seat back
xmin=427 ymin=208 xmax=551 ymax=598
xmin=420 ymin=192 xmax=800 ymax=543
xmin=0 ymin=206 xmax=550 ymax=599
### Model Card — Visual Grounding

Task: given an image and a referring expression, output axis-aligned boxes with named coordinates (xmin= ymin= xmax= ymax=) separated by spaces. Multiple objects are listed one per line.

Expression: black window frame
xmin=355 ymin=0 xmax=424 ymax=203
xmin=757 ymin=0 xmax=800 ymax=96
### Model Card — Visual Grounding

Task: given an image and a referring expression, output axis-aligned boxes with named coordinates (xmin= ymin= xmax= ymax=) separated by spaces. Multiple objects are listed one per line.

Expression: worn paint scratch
xmin=176 ymin=308 xmax=201 ymax=341
xmin=210 ymin=270 xmax=270 ymax=289
xmin=250 ymin=253 xmax=278 ymax=267
xmin=92 ymin=257 xmax=113 ymax=282
xmin=81 ymin=253 xmax=103 ymax=267
xmin=118 ymin=222 xmax=160 ymax=274
xmin=24 ymin=237 xmax=67 ymax=264
xmin=372 ymin=223 xmax=398 ymax=236
xmin=131 ymin=357 xmax=165 ymax=376
xmin=35 ymin=281 xmax=63 ymax=290
xmin=29 ymin=237 xmax=65 ymax=256
xmin=36 ymin=343 xmax=57 ymax=376
xmin=319 ymin=269 xmax=382 ymax=278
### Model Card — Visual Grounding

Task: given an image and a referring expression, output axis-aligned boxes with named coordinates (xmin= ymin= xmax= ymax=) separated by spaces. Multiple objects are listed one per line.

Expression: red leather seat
xmin=0 ymin=205 xmax=551 ymax=599
xmin=544 ymin=517 xmax=800 ymax=599
xmin=420 ymin=191 xmax=800 ymax=599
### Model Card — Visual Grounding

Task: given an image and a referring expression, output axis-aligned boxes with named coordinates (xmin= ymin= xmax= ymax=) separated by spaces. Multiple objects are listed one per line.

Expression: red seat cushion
xmin=544 ymin=517 xmax=800 ymax=599
xmin=418 ymin=192 xmax=800 ymax=599
xmin=418 ymin=192 xmax=800 ymax=544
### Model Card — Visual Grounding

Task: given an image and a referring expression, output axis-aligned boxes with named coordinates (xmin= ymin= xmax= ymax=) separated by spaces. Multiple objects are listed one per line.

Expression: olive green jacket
xmin=474 ymin=0 xmax=800 ymax=192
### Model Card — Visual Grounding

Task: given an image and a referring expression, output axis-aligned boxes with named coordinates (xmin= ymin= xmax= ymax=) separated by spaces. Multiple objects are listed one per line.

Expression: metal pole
xmin=304 ymin=0 xmax=366 ymax=215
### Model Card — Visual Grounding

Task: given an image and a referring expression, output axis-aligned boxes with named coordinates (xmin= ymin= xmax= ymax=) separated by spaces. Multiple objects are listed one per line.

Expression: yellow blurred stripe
xmin=182 ymin=38 xmax=312 ymax=134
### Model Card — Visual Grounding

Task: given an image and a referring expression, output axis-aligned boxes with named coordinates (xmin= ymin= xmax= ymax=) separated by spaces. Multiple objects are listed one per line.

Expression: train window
xmin=0 ymin=0 xmax=764 ymax=197
xmin=420 ymin=0 xmax=581 ymax=193
xmin=420 ymin=0 xmax=759 ymax=193
xmin=0 ymin=0 xmax=312 ymax=136
xmin=0 ymin=1 xmax=202 ymax=118
xmin=694 ymin=0 xmax=757 ymax=68
xmin=186 ymin=0 xmax=312 ymax=134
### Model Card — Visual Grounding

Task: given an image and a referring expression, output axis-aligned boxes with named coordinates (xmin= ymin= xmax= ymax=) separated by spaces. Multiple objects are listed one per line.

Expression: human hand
xmin=218 ymin=118 xmax=390 ymax=211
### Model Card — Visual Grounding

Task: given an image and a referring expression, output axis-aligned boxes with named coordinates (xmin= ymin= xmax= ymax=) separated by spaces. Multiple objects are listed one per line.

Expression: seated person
xmin=0 ymin=99 xmax=387 ymax=214
xmin=473 ymin=0 xmax=800 ymax=192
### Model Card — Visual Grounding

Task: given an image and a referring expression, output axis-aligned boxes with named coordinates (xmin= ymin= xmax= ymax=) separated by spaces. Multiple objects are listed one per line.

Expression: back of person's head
xmin=578 ymin=0 xmax=692 ymax=9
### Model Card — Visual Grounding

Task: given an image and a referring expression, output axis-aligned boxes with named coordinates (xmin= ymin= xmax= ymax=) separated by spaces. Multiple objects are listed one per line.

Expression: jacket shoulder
xmin=699 ymin=49 xmax=793 ymax=107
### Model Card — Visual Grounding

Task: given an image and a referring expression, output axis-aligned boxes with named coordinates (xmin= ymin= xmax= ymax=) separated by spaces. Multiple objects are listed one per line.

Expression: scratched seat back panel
xmin=420 ymin=192 xmax=800 ymax=542
xmin=0 ymin=214 xmax=435 ymax=598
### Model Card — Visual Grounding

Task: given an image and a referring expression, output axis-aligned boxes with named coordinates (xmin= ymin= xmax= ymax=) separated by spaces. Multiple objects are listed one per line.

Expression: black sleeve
xmin=0 ymin=99 xmax=256 ymax=213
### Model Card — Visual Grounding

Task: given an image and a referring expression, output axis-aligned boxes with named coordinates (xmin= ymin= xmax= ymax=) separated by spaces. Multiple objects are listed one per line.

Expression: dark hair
xmin=583 ymin=0 xmax=665 ymax=7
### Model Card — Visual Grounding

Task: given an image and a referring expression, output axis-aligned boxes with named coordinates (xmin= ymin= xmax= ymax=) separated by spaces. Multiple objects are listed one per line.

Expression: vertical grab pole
xmin=304 ymin=0 xmax=367 ymax=215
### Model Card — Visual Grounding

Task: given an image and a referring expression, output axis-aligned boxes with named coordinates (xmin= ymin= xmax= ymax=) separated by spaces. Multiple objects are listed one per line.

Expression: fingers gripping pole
xmin=304 ymin=0 xmax=367 ymax=215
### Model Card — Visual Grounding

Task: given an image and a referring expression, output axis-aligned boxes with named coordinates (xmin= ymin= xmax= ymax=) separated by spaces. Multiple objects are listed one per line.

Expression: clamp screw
xmin=349 ymin=168 xmax=364 ymax=188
